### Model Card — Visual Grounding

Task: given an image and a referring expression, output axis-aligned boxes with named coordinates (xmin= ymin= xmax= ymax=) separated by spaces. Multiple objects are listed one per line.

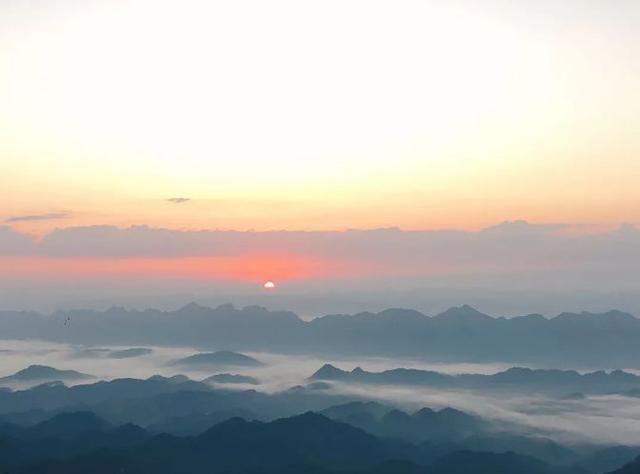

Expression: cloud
xmin=167 ymin=197 xmax=190 ymax=204
xmin=2 ymin=221 xmax=640 ymax=317
xmin=6 ymin=221 xmax=638 ymax=273
xmin=0 ymin=225 xmax=35 ymax=254
xmin=4 ymin=212 xmax=68 ymax=223
xmin=2 ymin=221 xmax=640 ymax=302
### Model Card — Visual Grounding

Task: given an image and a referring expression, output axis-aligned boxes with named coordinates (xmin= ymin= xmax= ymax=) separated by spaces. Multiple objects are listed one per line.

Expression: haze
xmin=2 ymin=2 xmax=640 ymax=473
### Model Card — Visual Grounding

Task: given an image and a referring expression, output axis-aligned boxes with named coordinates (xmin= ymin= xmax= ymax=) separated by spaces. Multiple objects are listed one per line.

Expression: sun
xmin=263 ymin=281 xmax=276 ymax=289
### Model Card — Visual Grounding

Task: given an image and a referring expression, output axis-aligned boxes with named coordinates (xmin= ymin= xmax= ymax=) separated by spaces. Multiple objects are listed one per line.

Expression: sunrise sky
xmin=1 ymin=0 xmax=640 ymax=311
xmin=3 ymin=0 xmax=639 ymax=235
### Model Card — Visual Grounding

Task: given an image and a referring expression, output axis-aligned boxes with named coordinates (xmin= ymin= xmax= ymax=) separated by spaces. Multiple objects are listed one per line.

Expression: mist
xmin=3 ymin=338 xmax=640 ymax=446
xmin=2 ymin=222 xmax=640 ymax=316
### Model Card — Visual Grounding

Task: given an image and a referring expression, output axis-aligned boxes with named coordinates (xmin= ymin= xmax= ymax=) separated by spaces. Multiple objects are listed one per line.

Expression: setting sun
xmin=264 ymin=281 xmax=276 ymax=290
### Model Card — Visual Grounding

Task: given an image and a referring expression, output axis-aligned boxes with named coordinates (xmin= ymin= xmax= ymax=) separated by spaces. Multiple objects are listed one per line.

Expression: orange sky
xmin=0 ymin=254 xmax=372 ymax=283
xmin=2 ymin=0 xmax=639 ymax=237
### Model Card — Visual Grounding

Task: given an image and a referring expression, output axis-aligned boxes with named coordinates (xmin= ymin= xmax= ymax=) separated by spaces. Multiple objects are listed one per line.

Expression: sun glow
xmin=0 ymin=253 xmax=387 ymax=284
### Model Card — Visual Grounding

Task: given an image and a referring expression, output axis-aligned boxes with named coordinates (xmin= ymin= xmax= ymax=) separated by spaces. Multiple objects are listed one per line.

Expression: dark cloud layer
xmin=167 ymin=197 xmax=191 ymax=204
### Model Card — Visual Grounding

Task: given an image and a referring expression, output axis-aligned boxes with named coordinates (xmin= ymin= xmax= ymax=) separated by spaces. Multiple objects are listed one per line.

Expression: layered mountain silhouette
xmin=0 ymin=371 xmax=355 ymax=426
xmin=0 ymin=411 xmax=593 ymax=474
xmin=0 ymin=365 xmax=94 ymax=388
xmin=0 ymin=411 xmax=148 ymax=470
xmin=310 ymin=365 xmax=640 ymax=395
xmin=145 ymin=407 xmax=258 ymax=436
xmin=0 ymin=375 xmax=637 ymax=474
xmin=320 ymin=401 xmax=488 ymax=442
xmin=1 ymin=301 xmax=640 ymax=473
xmin=317 ymin=401 xmax=585 ymax=465
xmin=1 ymin=303 xmax=639 ymax=366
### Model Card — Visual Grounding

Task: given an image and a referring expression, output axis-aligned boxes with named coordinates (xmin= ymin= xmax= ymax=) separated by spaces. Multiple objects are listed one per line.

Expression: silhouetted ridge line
xmin=310 ymin=365 xmax=640 ymax=395
xmin=1 ymin=304 xmax=639 ymax=366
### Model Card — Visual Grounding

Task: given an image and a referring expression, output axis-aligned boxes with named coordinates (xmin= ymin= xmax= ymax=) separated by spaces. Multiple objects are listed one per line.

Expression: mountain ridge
xmin=1 ymin=304 xmax=639 ymax=366
xmin=310 ymin=365 xmax=640 ymax=395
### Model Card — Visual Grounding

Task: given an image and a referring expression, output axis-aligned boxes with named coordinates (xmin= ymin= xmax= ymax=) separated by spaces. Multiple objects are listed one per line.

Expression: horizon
xmin=3 ymin=0 xmax=639 ymax=312
xmin=3 ymin=2 xmax=640 ymax=473
xmin=3 ymin=219 xmax=640 ymax=314
xmin=3 ymin=300 xmax=637 ymax=321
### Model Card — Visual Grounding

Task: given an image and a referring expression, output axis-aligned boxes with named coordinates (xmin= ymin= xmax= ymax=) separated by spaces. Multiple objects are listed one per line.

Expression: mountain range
xmin=310 ymin=365 xmax=640 ymax=395
xmin=0 ymin=365 xmax=94 ymax=389
xmin=1 ymin=303 xmax=639 ymax=366
xmin=2 ymin=409 xmax=639 ymax=474
xmin=0 ymin=370 xmax=639 ymax=473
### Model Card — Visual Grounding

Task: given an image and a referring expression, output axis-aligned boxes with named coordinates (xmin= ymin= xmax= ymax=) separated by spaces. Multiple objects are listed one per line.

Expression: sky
xmin=2 ymin=222 xmax=640 ymax=315
xmin=1 ymin=0 xmax=639 ymax=312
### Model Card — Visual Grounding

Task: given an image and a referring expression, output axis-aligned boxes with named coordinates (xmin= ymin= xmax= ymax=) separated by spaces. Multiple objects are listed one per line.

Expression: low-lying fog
xmin=2 ymin=339 xmax=640 ymax=445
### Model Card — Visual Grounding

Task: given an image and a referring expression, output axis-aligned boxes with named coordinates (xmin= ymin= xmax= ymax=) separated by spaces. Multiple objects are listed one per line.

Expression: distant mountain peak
xmin=383 ymin=409 xmax=412 ymax=422
xmin=604 ymin=310 xmax=637 ymax=321
xmin=147 ymin=374 xmax=191 ymax=384
xmin=310 ymin=364 xmax=348 ymax=380
xmin=437 ymin=407 xmax=467 ymax=417
xmin=173 ymin=350 xmax=263 ymax=368
xmin=435 ymin=305 xmax=492 ymax=321
xmin=0 ymin=365 xmax=93 ymax=382
xmin=413 ymin=407 xmax=435 ymax=417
